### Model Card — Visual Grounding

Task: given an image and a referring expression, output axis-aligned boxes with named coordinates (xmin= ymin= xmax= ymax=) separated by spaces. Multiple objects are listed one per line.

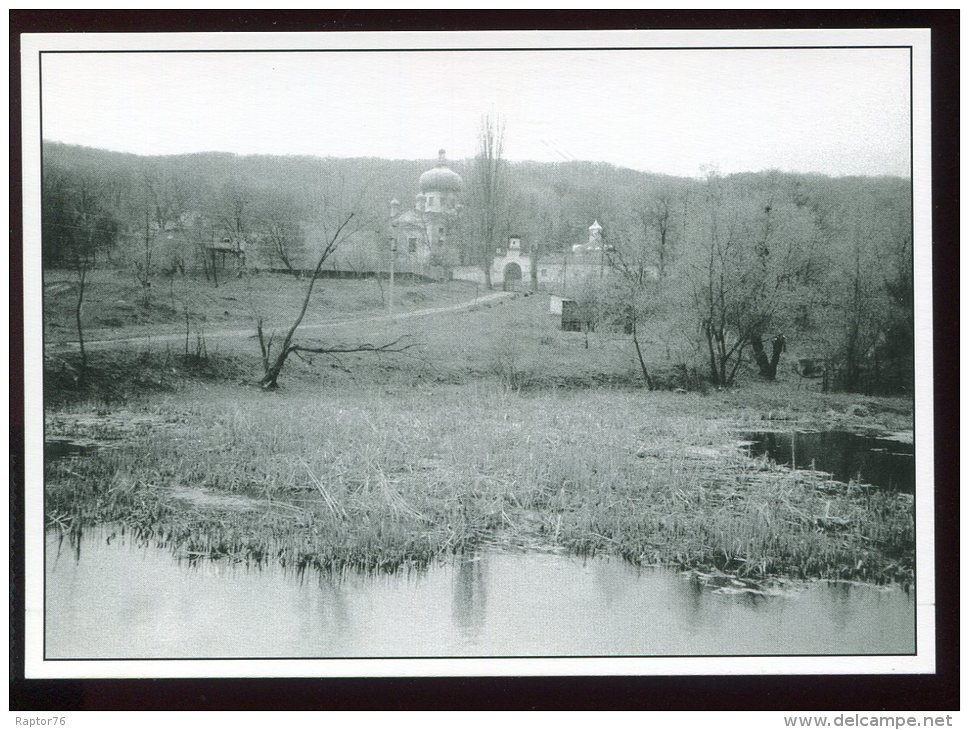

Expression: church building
xmin=388 ymin=149 xmax=463 ymax=279
xmin=373 ymin=147 xmax=617 ymax=291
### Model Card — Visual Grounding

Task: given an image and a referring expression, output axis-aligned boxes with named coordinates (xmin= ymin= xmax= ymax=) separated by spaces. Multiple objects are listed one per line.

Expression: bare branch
xmin=289 ymin=336 xmax=416 ymax=357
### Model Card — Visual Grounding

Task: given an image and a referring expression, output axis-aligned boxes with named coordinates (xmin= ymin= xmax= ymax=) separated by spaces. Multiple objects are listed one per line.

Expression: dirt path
xmin=47 ymin=290 xmax=516 ymax=353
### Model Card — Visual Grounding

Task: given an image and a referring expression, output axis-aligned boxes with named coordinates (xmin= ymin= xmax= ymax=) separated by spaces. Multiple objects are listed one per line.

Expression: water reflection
xmin=741 ymin=431 xmax=915 ymax=492
xmin=45 ymin=438 xmax=100 ymax=461
xmin=45 ymin=530 xmax=915 ymax=659
xmin=684 ymin=574 xmax=706 ymax=623
xmin=452 ymin=556 xmax=487 ymax=645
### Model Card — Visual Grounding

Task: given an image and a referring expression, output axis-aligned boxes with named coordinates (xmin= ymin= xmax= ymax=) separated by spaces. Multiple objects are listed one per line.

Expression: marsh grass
xmin=45 ymin=383 xmax=914 ymax=584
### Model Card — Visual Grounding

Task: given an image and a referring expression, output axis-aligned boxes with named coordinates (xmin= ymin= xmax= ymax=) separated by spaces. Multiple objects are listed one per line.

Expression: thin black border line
xmin=36 ymin=45 xmax=915 ymax=53
xmin=39 ymin=48 xmax=46 ymax=664
xmin=908 ymin=43 xmax=917 ymax=657
xmin=35 ymin=42 xmax=921 ymax=666
xmin=41 ymin=646 xmax=917 ymax=661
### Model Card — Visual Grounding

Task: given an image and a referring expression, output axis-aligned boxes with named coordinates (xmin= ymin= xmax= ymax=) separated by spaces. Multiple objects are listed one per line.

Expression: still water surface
xmin=46 ymin=530 xmax=914 ymax=659
xmin=741 ymin=431 xmax=915 ymax=493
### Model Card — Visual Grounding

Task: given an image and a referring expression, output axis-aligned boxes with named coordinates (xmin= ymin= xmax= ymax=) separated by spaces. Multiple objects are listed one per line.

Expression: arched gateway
xmin=502 ymin=262 xmax=523 ymax=291
xmin=489 ymin=235 xmax=531 ymax=290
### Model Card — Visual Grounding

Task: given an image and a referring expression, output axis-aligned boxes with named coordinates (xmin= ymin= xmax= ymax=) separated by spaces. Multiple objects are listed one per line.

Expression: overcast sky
xmin=40 ymin=47 xmax=911 ymax=178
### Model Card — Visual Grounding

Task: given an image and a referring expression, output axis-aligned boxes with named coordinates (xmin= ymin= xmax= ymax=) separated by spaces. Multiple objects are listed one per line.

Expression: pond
xmin=45 ymin=529 xmax=915 ymax=659
xmin=44 ymin=438 xmax=101 ymax=461
xmin=740 ymin=430 xmax=915 ymax=493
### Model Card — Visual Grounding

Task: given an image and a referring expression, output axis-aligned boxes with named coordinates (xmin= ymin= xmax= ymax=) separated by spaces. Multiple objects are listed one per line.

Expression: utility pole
xmin=388 ymin=223 xmax=397 ymax=317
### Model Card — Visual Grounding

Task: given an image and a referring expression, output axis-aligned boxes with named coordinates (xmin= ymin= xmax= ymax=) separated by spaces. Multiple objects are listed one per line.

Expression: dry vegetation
xmin=44 ymin=280 xmax=915 ymax=586
xmin=45 ymin=383 xmax=913 ymax=584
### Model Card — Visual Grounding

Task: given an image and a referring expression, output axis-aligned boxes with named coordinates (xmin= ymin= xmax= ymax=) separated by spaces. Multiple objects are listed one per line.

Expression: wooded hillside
xmin=40 ymin=141 xmax=913 ymax=393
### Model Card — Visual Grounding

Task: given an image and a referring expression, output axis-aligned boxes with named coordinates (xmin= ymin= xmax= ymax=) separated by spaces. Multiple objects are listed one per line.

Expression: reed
xmin=45 ymin=382 xmax=914 ymax=584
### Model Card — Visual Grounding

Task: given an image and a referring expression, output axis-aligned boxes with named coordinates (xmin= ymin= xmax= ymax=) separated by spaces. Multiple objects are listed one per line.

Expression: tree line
xmin=40 ymin=139 xmax=913 ymax=394
xmin=594 ymin=170 xmax=912 ymax=393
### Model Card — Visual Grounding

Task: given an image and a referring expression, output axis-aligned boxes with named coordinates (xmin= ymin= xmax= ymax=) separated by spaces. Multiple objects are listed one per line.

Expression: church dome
xmin=419 ymin=149 xmax=463 ymax=193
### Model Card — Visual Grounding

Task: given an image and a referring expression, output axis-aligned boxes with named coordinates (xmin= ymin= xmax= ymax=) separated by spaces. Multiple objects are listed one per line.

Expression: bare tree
xmin=246 ymin=188 xmax=308 ymax=276
xmin=254 ymin=180 xmax=410 ymax=389
xmin=43 ymin=172 xmax=119 ymax=375
xmin=183 ymin=215 xmax=217 ymax=284
xmin=606 ymin=227 xmax=665 ymax=390
xmin=130 ymin=167 xmax=192 ymax=306
xmin=133 ymin=172 xmax=157 ymax=308
xmin=256 ymin=210 xmax=353 ymax=388
xmin=508 ymin=186 xmax=556 ymax=292
xmin=821 ymin=187 xmax=911 ymax=392
xmin=468 ymin=115 xmax=505 ymax=288
xmin=219 ymin=181 xmax=251 ymax=242
xmin=529 ymin=217 xmax=545 ymax=292
xmin=259 ymin=211 xmax=305 ymax=275
xmin=685 ymin=172 xmax=817 ymax=386
xmin=634 ymin=191 xmax=679 ymax=282
xmin=147 ymin=167 xmax=191 ymax=272
xmin=206 ymin=180 xmax=252 ymax=282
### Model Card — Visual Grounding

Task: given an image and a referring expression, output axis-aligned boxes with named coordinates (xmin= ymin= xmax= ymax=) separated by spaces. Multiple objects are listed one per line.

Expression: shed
xmin=560 ymin=299 xmax=584 ymax=332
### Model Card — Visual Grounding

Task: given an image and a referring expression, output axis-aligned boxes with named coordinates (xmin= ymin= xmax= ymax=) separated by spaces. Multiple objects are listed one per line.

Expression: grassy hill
xmin=43 ymin=267 xmax=481 ymax=346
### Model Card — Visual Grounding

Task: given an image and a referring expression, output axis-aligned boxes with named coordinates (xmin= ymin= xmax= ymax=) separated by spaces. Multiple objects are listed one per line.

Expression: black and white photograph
xmin=17 ymin=23 xmax=941 ymax=684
